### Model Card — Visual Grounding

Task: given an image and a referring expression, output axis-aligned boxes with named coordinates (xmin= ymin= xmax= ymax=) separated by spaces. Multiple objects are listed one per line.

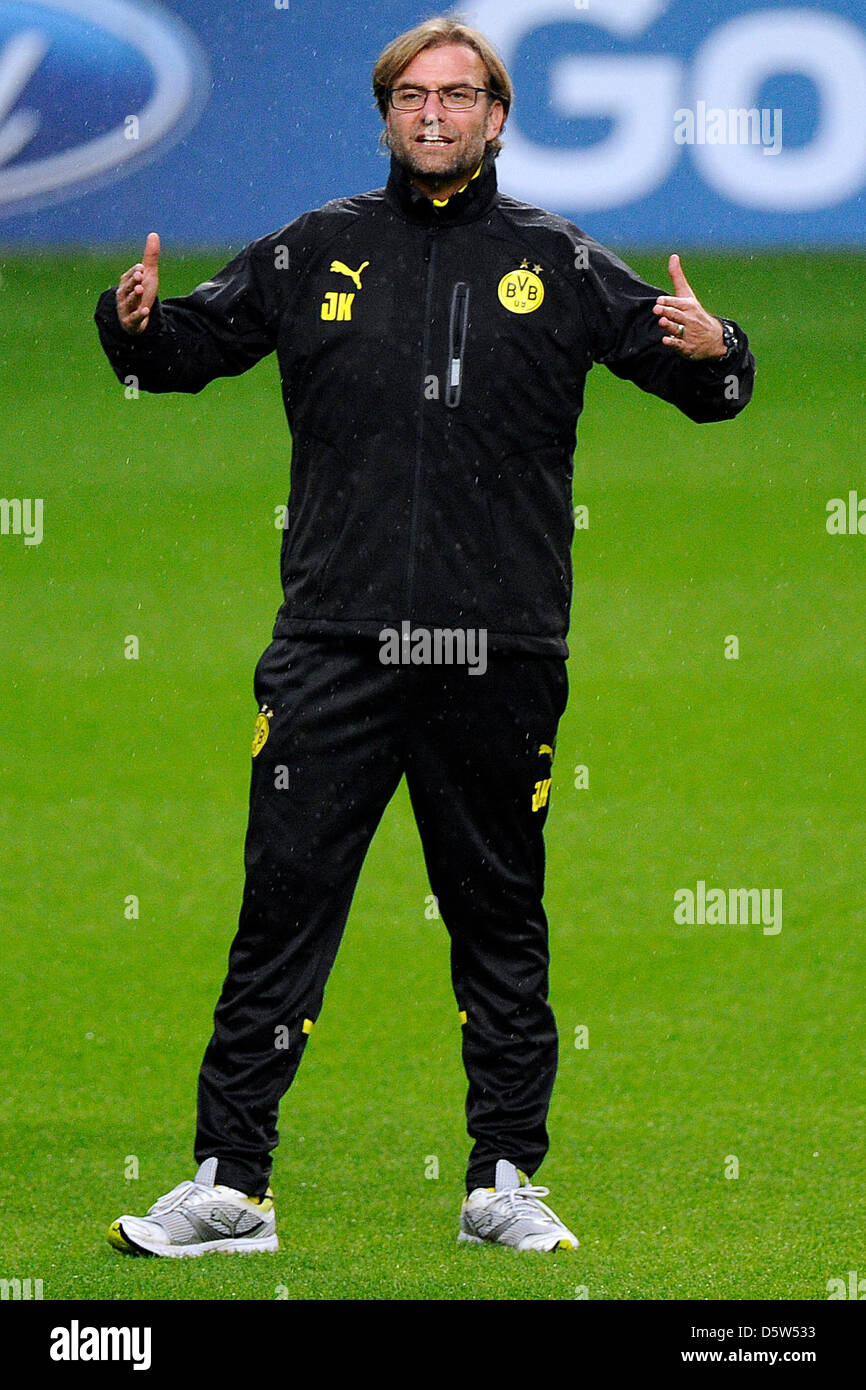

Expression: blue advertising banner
xmin=0 ymin=0 xmax=864 ymax=247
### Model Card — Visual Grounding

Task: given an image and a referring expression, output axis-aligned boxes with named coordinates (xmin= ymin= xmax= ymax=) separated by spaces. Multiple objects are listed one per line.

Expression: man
xmin=96 ymin=17 xmax=755 ymax=1258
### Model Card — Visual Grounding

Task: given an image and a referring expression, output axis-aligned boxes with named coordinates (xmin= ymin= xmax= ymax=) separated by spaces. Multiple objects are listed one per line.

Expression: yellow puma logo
xmin=330 ymin=259 xmax=369 ymax=290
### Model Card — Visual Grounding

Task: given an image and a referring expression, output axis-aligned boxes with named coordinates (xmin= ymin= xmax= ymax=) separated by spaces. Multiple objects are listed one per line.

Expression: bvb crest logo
xmin=251 ymin=706 xmax=273 ymax=757
xmin=498 ymin=260 xmax=544 ymax=314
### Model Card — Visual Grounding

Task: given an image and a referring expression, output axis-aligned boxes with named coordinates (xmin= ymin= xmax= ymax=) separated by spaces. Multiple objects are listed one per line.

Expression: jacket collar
xmin=385 ymin=147 xmax=499 ymax=226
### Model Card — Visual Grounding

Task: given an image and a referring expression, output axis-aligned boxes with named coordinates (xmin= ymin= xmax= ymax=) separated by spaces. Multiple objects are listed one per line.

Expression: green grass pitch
xmin=0 ymin=249 xmax=864 ymax=1301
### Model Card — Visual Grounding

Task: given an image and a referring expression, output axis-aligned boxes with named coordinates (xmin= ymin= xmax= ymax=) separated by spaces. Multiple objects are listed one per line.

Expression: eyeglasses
xmin=389 ymin=85 xmax=493 ymax=112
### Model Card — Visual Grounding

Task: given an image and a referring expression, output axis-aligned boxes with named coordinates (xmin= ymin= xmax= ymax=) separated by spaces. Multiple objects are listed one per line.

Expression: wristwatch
xmin=717 ymin=318 xmax=739 ymax=361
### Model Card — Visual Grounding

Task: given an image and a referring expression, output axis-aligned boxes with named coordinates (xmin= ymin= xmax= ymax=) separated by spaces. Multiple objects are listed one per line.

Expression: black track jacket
xmin=94 ymin=151 xmax=756 ymax=657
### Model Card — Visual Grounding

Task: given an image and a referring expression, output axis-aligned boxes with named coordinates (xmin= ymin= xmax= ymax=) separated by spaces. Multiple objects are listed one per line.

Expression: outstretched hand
xmin=116 ymin=231 xmax=160 ymax=335
xmin=653 ymin=254 xmax=726 ymax=361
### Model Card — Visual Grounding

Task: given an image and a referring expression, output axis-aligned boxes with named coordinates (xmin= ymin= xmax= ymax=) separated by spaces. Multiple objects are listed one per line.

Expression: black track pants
xmin=195 ymin=635 xmax=569 ymax=1195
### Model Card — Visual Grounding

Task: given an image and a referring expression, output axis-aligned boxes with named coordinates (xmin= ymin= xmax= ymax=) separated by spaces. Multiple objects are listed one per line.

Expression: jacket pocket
xmin=445 ymin=281 xmax=470 ymax=409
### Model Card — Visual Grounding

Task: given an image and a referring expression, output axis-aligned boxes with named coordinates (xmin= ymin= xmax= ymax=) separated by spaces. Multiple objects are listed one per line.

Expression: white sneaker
xmin=458 ymin=1159 xmax=579 ymax=1252
xmin=107 ymin=1158 xmax=278 ymax=1258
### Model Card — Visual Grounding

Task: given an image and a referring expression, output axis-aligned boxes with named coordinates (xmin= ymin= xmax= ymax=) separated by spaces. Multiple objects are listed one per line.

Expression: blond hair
xmin=372 ymin=16 xmax=512 ymax=156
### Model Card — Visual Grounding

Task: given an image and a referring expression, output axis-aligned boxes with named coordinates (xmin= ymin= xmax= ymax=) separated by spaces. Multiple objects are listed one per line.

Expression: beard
xmin=387 ymin=126 xmax=490 ymax=191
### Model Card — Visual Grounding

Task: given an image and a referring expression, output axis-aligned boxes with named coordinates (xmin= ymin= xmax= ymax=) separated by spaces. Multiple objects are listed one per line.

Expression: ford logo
xmin=0 ymin=0 xmax=209 ymax=214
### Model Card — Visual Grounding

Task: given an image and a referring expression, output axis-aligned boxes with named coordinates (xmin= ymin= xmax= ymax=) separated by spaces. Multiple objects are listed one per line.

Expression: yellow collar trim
xmin=430 ymin=160 xmax=485 ymax=208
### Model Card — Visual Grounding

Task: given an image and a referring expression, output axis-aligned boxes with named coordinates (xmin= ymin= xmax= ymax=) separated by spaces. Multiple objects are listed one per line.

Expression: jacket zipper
xmin=446 ymin=281 xmax=470 ymax=409
xmin=404 ymin=229 xmax=438 ymax=617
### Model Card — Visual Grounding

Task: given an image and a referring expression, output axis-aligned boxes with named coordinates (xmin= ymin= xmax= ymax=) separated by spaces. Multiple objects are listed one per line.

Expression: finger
xmin=660 ymin=316 xmax=688 ymax=343
xmin=668 ymin=252 xmax=694 ymax=298
xmin=118 ymin=275 xmax=146 ymax=310
xmin=118 ymin=270 xmax=144 ymax=297
xmin=654 ymin=295 xmax=695 ymax=310
xmin=142 ymin=231 xmax=160 ymax=271
xmin=117 ymin=267 xmax=140 ymax=293
xmin=117 ymin=286 xmax=144 ymax=320
xmin=123 ymin=307 xmax=149 ymax=335
xmin=116 ymin=283 xmax=148 ymax=324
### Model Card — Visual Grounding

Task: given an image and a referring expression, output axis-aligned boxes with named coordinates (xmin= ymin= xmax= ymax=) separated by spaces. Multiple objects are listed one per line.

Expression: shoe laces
xmin=491 ymin=1181 xmax=561 ymax=1226
xmin=147 ymin=1175 xmax=219 ymax=1216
